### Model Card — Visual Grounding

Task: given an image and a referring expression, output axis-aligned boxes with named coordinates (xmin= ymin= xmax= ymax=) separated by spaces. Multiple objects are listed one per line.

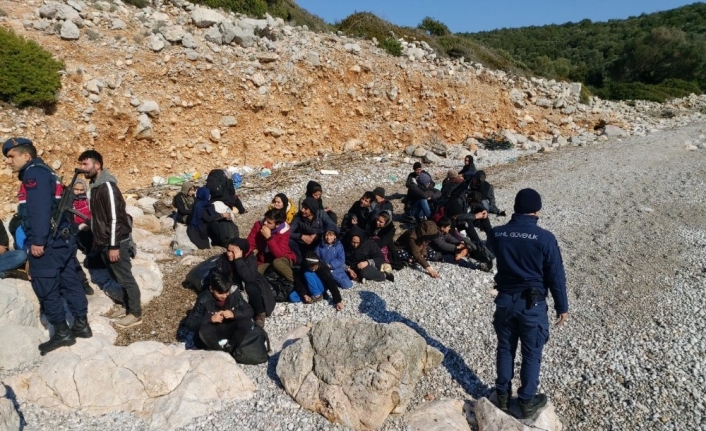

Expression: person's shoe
xmin=496 ymin=390 xmax=510 ymax=411
xmin=479 ymin=260 xmax=494 ymax=273
xmin=82 ymin=280 xmax=95 ymax=296
xmin=385 ymin=273 xmax=395 ymax=282
xmin=39 ymin=322 xmax=76 ymax=356
xmin=519 ymin=394 xmax=547 ymax=419
xmin=310 ymin=295 xmax=323 ymax=303
xmin=400 ymin=214 xmax=416 ymax=224
xmin=71 ymin=316 xmax=93 ymax=339
xmin=359 ymin=278 xmax=367 ymax=284
xmin=254 ymin=312 xmax=266 ymax=328
xmin=102 ymin=305 xmax=127 ymax=319
xmin=112 ymin=314 xmax=142 ymax=329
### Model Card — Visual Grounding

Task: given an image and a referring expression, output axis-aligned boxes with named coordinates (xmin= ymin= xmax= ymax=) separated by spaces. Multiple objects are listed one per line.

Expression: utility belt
xmin=498 ymin=287 xmax=546 ymax=310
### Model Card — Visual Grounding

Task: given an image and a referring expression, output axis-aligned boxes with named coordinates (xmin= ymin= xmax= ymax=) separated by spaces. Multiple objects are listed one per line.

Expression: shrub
xmin=124 ymin=0 xmax=149 ymax=7
xmin=190 ymin=0 xmax=268 ymax=17
xmin=380 ymin=37 xmax=402 ymax=56
xmin=0 ymin=28 xmax=64 ymax=108
xmin=418 ymin=17 xmax=450 ymax=37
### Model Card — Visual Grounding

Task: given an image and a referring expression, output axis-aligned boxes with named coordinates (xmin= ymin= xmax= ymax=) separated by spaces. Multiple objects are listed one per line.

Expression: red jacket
xmin=72 ymin=196 xmax=91 ymax=225
xmin=247 ymin=220 xmax=296 ymax=264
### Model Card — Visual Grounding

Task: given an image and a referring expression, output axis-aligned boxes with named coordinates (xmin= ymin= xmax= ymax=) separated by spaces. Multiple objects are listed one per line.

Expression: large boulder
xmin=0 ymin=385 xmax=20 ymax=431
xmin=60 ymin=21 xmax=80 ymax=40
xmin=0 ymin=325 xmax=46 ymax=370
xmin=0 ymin=280 xmax=40 ymax=328
xmin=136 ymin=197 xmax=157 ymax=215
xmin=602 ymin=125 xmax=627 ymax=137
xmin=276 ymin=318 xmax=443 ymax=430
xmin=190 ymin=8 xmax=225 ymax=28
xmin=405 ymin=399 xmax=472 ymax=431
xmin=474 ymin=397 xmax=563 ymax=431
xmin=173 ymin=224 xmax=197 ymax=250
xmin=133 ymin=214 xmax=162 ymax=234
xmin=3 ymin=341 xmax=255 ymax=430
xmin=132 ymin=255 xmax=164 ymax=304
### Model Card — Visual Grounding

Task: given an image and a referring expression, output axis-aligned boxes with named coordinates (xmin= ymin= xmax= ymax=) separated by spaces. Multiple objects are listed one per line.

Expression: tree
xmin=418 ymin=17 xmax=450 ymax=37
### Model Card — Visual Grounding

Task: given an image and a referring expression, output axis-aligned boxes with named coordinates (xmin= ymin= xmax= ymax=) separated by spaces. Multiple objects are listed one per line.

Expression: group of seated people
xmin=178 ymin=159 xmax=508 ymax=355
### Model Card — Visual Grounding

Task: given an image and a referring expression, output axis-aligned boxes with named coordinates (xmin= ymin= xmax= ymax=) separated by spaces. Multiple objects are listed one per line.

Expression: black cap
xmin=372 ymin=187 xmax=385 ymax=198
xmin=514 ymin=188 xmax=542 ymax=214
xmin=2 ymin=137 xmax=33 ymax=157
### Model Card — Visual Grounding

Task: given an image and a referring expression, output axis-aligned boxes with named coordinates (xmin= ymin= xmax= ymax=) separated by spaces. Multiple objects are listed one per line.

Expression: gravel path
xmin=9 ymin=121 xmax=706 ymax=431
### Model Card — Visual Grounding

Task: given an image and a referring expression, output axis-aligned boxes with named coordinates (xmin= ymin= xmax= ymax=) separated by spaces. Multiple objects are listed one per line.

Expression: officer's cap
xmin=2 ymin=137 xmax=34 ymax=157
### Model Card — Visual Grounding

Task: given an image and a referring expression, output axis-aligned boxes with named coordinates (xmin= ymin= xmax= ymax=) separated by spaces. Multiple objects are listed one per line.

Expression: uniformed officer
xmin=3 ymin=138 xmax=92 ymax=355
xmin=487 ymin=188 xmax=569 ymax=419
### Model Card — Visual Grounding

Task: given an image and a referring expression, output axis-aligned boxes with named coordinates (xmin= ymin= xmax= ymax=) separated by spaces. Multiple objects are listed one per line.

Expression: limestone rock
xmin=271 ymin=325 xmax=311 ymax=355
xmin=60 ymin=21 xmax=80 ymax=40
xmin=0 ymin=325 xmax=46 ymax=370
xmin=306 ymin=51 xmax=320 ymax=67
xmin=276 ymin=318 xmax=443 ymax=430
xmin=132 ymin=228 xmax=171 ymax=254
xmin=474 ymin=397 xmax=563 ymax=431
xmin=344 ymin=43 xmax=361 ymax=54
xmin=204 ymin=26 xmax=223 ymax=44
xmin=0 ymin=388 xmax=20 ymax=431
xmin=412 ymin=146 xmax=427 ymax=157
xmin=173 ymin=224 xmax=197 ymax=250
xmin=406 ymin=399 xmax=472 ymax=431
xmin=602 ymin=125 xmax=626 ymax=137
xmin=125 ymin=205 xmax=145 ymax=219
xmin=219 ymin=21 xmax=238 ymax=44
xmin=56 ymin=3 xmax=83 ymax=26
xmin=132 ymin=255 xmax=164 ymax=304
xmin=231 ymin=25 xmax=257 ymax=48
xmin=191 ymin=8 xmax=225 ymax=28
xmin=148 ymin=34 xmax=165 ymax=52
xmin=136 ymin=197 xmax=157 ymax=215
xmin=220 ymin=116 xmax=237 ymax=127
xmin=423 ymin=152 xmax=443 ymax=164
xmin=111 ymin=19 xmax=126 ymax=30
xmin=133 ymin=214 xmax=161 ymax=233
xmin=160 ymin=25 xmax=185 ymax=43
xmin=535 ymin=98 xmax=552 ymax=108
xmin=181 ymin=33 xmax=197 ymax=48
xmin=0 ymin=280 xmax=40 ymax=328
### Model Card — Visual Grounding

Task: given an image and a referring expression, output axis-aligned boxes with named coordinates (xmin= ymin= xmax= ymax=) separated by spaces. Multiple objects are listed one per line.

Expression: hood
xmin=305 ymin=180 xmax=322 ymax=196
xmin=181 ymin=181 xmax=195 ymax=194
xmin=346 ymin=225 xmax=370 ymax=250
xmin=415 ymin=220 xmax=439 ymax=240
xmin=377 ymin=210 xmax=393 ymax=228
xmin=302 ymin=197 xmax=320 ymax=212
xmin=89 ymin=169 xmax=118 ymax=190
xmin=195 ymin=186 xmax=211 ymax=202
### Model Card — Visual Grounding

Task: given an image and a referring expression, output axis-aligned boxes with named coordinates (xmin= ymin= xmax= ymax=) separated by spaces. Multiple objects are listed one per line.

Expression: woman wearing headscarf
xmin=299 ymin=180 xmax=337 ymax=224
xmin=172 ymin=182 xmax=196 ymax=224
xmin=187 ymin=187 xmax=238 ymax=249
xmin=459 ymin=155 xmax=477 ymax=180
xmin=269 ymin=193 xmax=297 ymax=224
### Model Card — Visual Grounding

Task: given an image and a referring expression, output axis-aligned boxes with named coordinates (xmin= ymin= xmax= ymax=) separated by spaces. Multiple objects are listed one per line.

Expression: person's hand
xmin=325 ymin=207 xmax=332 ymax=212
xmin=456 ymin=243 xmax=465 ymax=250
xmin=351 ymin=217 xmax=358 ymax=225
xmin=211 ymin=313 xmax=224 ymax=323
xmin=222 ymin=310 xmax=234 ymax=319
xmin=30 ymin=245 xmax=44 ymax=258
xmin=475 ymin=210 xmax=488 ymax=220
xmin=108 ymin=248 xmax=120 ymax=262
xmin=231 ymin=246 xmax=243 ymax=259
xmin=260 ymin=225 xmax=272 ymax=239
xmin=498 ymin=210 xmax=507 ymax=217
xmin=357 ymin=261 xmax=368 ymax=269
xmin=347 ymin=269 xmax=358 ymax=280
xmin=0 ymin=245 xmax=7 ymax=254
xmin=427 ymin=267 xmax=440 ymax=278
xmin=304 ymin=295 xmax=312 ymax=303
xmin=336 ymin=302 xmax=344 ymax=311
xmin=78 ymin=223 xmax=89 ymax=231
xmin=556 ymin=313 xmax=569 ymax=326
xmin=302 ymin=234 xmax=315 ymax=245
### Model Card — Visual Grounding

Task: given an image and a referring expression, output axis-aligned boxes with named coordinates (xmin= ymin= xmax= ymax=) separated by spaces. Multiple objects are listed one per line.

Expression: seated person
xmin=172 ymin=182 xmax=196 ymax=224
xmin=371 ymin=187 xmax=393 ymax=216
xmin=469 ymin=170 xmax=506 ymax=216
xmin=402 ymin=163 xmax=439 ymax=223
xmin=445 ymin=196 xmax=494 ymax=272
xmin=290 ymin=252 xmax=343 ymax=310
xmin=366 ymin=210 xmax=404 ymax=271
xmin=395 ymin=220 xmax=442 ymax=278
xmin=440 ymin=170 xmax=466 ymax=198
xmin=269 ymin=193 xmax=297 ymax=224
xmin=344 ymin=226 xmax=393 ymax=283
xmin=430 ymin=218 xmax=473 ymax=265
xmin=459 ymin=155 xmax=477 ymax=180
xmin=183 ymin=272 xmax=254 ymax=352
xmin=289 ymin=198 xmax=338 ymax=264
xmin=0 ymin=219 xmax=27 ymax=279
xmin=187 ymin=187 xmax=239 ymax=249
xmin=341 ymin=191 xmax=377 ymax=236
xmin=247 ymin=209 xmax=296 ymax=282
xmin=299 ymin=180 xmax=337 ymax=224
xmin=206 ymin=169 xmax=247 ymax=215
xmin=214 ymin=238 xmax=275 ymax=328
xmin=315 ymin=230 xmax=352 ymax=289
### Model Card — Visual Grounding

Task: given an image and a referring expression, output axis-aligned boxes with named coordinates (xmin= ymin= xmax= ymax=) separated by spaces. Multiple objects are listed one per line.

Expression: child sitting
xmin=290 ymin=252 xmax=343 ymax=310
xmin=315 ymin=230 xmax=353 ymax=289
xmin=430 ymin=218 xmax=472 ymax=266
xmin=183 ymin=272 xmax=254 ymax=352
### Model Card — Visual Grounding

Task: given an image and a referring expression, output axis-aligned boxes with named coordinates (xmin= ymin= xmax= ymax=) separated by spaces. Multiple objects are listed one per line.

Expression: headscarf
xmin=189 ymin=187 xmax=211 ymax=228
xmin=228 ymin=237 xmax=250 ymax=255
xmin=74 ymin=178 xmax=88 ymax=195
xmin=274 ymin=193 xmax=289 ymax=211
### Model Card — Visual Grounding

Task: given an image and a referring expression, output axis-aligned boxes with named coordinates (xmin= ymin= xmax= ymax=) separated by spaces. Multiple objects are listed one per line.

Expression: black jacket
xmin=470 ymin=180 xmax=501 ymax=214
xmin=289 ymin=209 xmax=338 ymax=242
xmin=366 ymin=210 xmax=404 ymax=270
xmin=89 ymin=169 xmax=131 ymax=250
xmin=215 ymin=252 xmax=275 ymax=315
xmin=187 ymin=204 xmax=229 ymax=249
xmin=344 ymin=226 xmax=384 ymax=270
xmin=184 ymin=289 xmax=253 ymax=332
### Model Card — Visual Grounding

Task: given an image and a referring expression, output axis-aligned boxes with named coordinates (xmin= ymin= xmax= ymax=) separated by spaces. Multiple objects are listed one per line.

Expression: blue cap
xmin=2 ymin=137 xmax=33 ymax=157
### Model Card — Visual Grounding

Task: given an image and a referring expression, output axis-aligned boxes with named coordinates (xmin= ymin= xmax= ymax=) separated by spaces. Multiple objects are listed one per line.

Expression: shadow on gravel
xmin=359 ymin=291 xmax=487 ymax=399
xmin=2 ymin=383 xmax=25 ymax=430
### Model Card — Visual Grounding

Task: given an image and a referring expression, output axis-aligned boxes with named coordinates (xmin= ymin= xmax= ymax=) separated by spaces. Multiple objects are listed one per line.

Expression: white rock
xmin=111 ymin=19 xmax=126 ymax=30
xmin=181 ymin=33 xmax=197 ymax=48
xmin=190 ymin=8 xmax=226 ymax=28
xmin=474 ymin=397 xmax=563 ymax=431
xmin=220 ymin=116 xmax=237 ymax=127
xmin=406 ymin=399 xmax=472 ymax=431
xmin=0 ymin=325 xmax=46 ymax=370
xmin=60 ymin=21 xmax=80 ymax=40
xmin=210 ymin=129 xmax=221 ymax=142
xmin=136 ymin=197 xmax=157 ymax=215
xmin=0 ymin=280 xmax=40 ymax=328
xmin=0 ymin=393 xmax=20 ymax=431
xmin=160 ymin=25 xmax=185 ymax=43
xmin=137 ymin=100 xmax=160 ymax=117
xmin=174 ymin=224 xmax=197 ymax=250
xmin=602 ymin=125 xmax=627 ymax=137
xmin=125 ymin=205 xmax=145 ymax=220
xmin=204 ymin=26 xmax=223 ymax=44
xmin=148 ymin=34 xmax=166 ymax=52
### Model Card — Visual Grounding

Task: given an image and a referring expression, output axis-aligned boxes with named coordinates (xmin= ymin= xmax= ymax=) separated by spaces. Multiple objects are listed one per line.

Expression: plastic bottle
xmin=174 ymin=249 xmax=191 ymax=257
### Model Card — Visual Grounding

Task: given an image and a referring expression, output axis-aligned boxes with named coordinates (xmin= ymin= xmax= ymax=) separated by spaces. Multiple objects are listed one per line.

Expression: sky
xmin=295 ymin=0 xmax=700 ymax=33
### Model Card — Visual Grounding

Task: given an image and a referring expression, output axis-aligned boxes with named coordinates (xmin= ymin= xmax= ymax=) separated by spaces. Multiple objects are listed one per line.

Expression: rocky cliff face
xmin=0 ymin=0 xmax=705 ymax=215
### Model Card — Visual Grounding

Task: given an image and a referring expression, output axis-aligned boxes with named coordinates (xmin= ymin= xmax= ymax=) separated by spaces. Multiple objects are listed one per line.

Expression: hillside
xmin=462 ymin=3 xmax=706 ymax=101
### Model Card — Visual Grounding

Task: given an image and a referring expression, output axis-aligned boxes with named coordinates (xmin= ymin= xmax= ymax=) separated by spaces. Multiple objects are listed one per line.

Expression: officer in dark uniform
xmin=487 ymin=188 xmax=569 ymax=418
xmin=3 ymin=138 xmax=92 ymax=355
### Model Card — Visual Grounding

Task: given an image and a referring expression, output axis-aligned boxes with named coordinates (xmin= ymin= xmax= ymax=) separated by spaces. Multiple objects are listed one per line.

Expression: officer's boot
xmin=82 ymin=280 xmax=95 ymax=296
xmin=519 ymin=394 xmax=547 ymax=419
xmin=39 ymin=322 xmax=76 ymax=356
xmin=496 ymin=387 xmax=511 ymax=411
xmin=71 ymin=316 xmax=93 ymax=339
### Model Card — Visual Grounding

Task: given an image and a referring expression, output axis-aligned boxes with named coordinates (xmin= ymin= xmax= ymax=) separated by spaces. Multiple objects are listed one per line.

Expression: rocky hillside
xmin=0 ymin=0 xmax=705 ymax=216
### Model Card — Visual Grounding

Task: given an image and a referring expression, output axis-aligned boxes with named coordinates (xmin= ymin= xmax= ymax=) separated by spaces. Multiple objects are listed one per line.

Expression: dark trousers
xmin=29 ymin=235 xmax=87 ymax=325
xmin=493 ymin=292 xmax=549 ymax=401
xmin=355 ymin=265 xmax=385 ymax=282
xmin=101 ymin=241 xmax=142 ymax=317
xmin=243 ymin=281 xmax=266 ymax=315
xmin=198 ymin=315 xmax=252 ymax=350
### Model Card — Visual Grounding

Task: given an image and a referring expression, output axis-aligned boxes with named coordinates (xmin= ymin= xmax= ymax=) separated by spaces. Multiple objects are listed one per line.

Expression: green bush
xmin=591 ymin=79 xmax=701 ymax=102
xmin=124 ymin=0 xmax=149 ymax=7
xmin=191 ymin=0 xmax=268 ymax=17
xmin=188 ymin=0 xmax=329 ymax=30
xmin=0 ymin=28 xmax=64 ymax=108
xmin=418 ymin=17 xmax=450 ymax=36
xmin=380 ymin=37 xmax=402 ymax=56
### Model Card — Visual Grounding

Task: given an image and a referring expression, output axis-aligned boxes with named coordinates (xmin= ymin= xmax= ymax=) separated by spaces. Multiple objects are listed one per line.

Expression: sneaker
xmin=385 ymin=273 xmax=395 ymax=282
xmin=519 ymin=394 xmax=547 ymax=419
xmin=112 ymin=314 xmax=142 ymax=329
xmin=102 ymin=305 xmax=127 ymax=319
xmin=310 ymin=295 xmax=323 ymax=303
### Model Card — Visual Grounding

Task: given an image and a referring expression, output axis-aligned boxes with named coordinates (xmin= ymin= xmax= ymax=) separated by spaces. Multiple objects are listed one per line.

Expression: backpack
xmin=231 ymin=323 xmax=270 ymax=365
xmin=206 ymin=169 xmax=229 ymax=199
xmin=208 ymin=219 xmax=239 ymax=248
xmin=183 ymin=255 xmax=220 ymax=292
xmin=264 ymin=268 xmax=295 ymax=303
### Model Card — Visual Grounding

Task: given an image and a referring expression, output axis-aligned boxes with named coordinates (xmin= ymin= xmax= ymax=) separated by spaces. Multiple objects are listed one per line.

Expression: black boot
xmin=72 ymin=316 xmax=93 ymax=339
xmin=82 ymin=280 xmax=95 ymax=296
xmin=39 ymin=322 xmax=76 ymax=356
xmin=519 ymin=394 xmax=547 ymax=419
xmin=496 ymin=388 xmax=511 ymax=411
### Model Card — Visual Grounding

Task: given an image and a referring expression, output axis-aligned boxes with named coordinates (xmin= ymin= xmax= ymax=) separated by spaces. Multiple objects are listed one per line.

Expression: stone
xmin=210 ymin=129 xmax=221 ymax=142
xmin=424 ymin=152 xmax=443 ymax=164
xmin=570 ymin=82 xmax=582 ymax=99
xmin=5 ymin=342 xmax=255 ymax=430
xmin=160 ymin=25 xmax=185 ymax=43
xmin=204 ymin=26 xmax=223 ymax=44
xmin=535 ymin=98 xmax=552 ymax=108
xmin=0 ymin=280 xmax=40 ymax=328
xmin=84 ymin=79 xmax=102 ymax=94
xmin=276 ymin=318 xmax=443 ymax=430
xmin=344 ymin=43 xmax=361 ymax=54
xmin=136 ymin=197 xmax=157 ymax=215
xmin=474 ymin=397 xmax=563 ymax=431
xmin=413 ymin=147 xmax=427 ymax=157
xmin=219 ymin=21 xmax=238 ymax=44
xmin=111 ymin=19 xmax=126 ymax=30
xmin=231 ymin=25 xmax=257 ymax=48
xmin=0 ymin=391 xmax=20 ymax=431
xmin=602 ymin=125 xmax=627 ymax=137
xmin=132 ymin=255 xmax=164 ymax=304
xmin=306 ymin=51 xmax=320 ymax=67
xmin=137 ymin=100 xmax=160 ymax=117
xmin=33 ymin=19 xmax=51 ymax=31
xmin=685 ymin=144 xmax=698 ymax=151
xmin=0 ymin=325 xmax=46 ymax=370
xmin=125 ymin=205 xmax=145 ymax=220
xmin=181 ymin=33 xmax=197 ymax=48
xmin=174 ymin=224 xmax=197 ymax=250
xmin=250 ymin=72 xmax=267 ymax=87
xmin=56 ymin=3 xmax=83 ymax=25
xmin=60 ymin=21 xmax=80 ymax=40
xmin=271 ymin=325 xmax=311 ymax=355
xmin=134 ymin=114 xmax=153 ymax=140
xmin=220 ymin=116 xmax=237 ymax=127
xmin=190 ymin=8 xmax=225 ymax=28
xmin=38 ymin=3 xmax=59 ymax=19
xmin=404 ymin=145 xmax=417 ymax=156
xmin=406 ymin=399 xmax=471 ymax=431
xmin=343 ymin=139 xmax=361 ymax=152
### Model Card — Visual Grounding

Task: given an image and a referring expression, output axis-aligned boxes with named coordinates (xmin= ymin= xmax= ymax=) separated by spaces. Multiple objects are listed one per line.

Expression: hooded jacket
xmin=267 ymin=193 xmax=297 ymax=224
xmin=289 ymin=199 xmax=338 ymax=242
xmin=89 ymin=169 xmax=131 ymax=249
xmin=316 ymin=236 xmax=347 ymax=274
xmin=215 ymin=241 xmax=276 ymax=316
xmin=173 ymin=181 xmax=195 ymax=223
xmin=299 ymin=180 xmax=329 ymax=212
xmin=71 ymin=178 xmax=91 ymax=225
xmin=184 ymin=289 xmax=253 ymax=332
xmin=405 ymin=170 xmax=437 ymax=203
xmin=343 ymin=199 xmax=377 ymax=233
xmin=344 ymin=225 xmax=384 ymax=270
xmin=395 ymin=221 xmax=439 ymax=269
xmin=247 ymin=219 xmax=296 ymax=264
xmin=470 ymin=171 xmax=501 ymax=214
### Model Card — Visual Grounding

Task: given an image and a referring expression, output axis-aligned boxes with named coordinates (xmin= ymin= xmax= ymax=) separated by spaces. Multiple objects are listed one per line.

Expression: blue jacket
xmin=17 ymin=158 xmax=62 ymax=247
xmin=488 ymin=214 xmax=568 ymax=314
xmin=316 ymin=240 xmax=346 ymax=273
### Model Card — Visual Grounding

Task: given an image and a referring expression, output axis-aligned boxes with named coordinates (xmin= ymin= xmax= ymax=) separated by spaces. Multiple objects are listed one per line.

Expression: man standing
xmin=78 ymin=150 xmax=142 ymax=328
xmin=487 ymin=188 xmax=569 ymax=418
xmin=3 ymin=138 xmax=91 ymax=355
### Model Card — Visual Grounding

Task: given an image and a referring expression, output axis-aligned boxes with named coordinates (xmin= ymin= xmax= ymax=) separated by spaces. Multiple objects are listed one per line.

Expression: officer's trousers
xmin=493 ymin=291 xmax=550 ymax=401
xmin=28 ymin=235 xmax=88 ymax=325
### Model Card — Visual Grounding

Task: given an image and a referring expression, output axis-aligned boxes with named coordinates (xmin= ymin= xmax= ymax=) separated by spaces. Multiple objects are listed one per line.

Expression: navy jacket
xmin=17 ymin=158 xmax=62 ymax=247
xmin=488 ymin=214 xmax=568 ymax=314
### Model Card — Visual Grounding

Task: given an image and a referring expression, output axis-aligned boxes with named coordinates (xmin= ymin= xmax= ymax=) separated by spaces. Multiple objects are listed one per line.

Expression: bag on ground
xmin=232 ymin=324 xmax=270 ymax=365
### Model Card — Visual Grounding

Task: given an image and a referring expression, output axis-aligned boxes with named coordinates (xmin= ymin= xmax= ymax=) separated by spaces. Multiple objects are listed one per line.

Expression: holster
xmin=521 ymin=288 xmax=543 ymax=309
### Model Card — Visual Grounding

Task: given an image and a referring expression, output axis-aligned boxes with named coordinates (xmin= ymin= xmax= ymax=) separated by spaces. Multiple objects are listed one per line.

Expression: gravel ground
xmin=8 ymin=122 xmax=706 ymax=431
